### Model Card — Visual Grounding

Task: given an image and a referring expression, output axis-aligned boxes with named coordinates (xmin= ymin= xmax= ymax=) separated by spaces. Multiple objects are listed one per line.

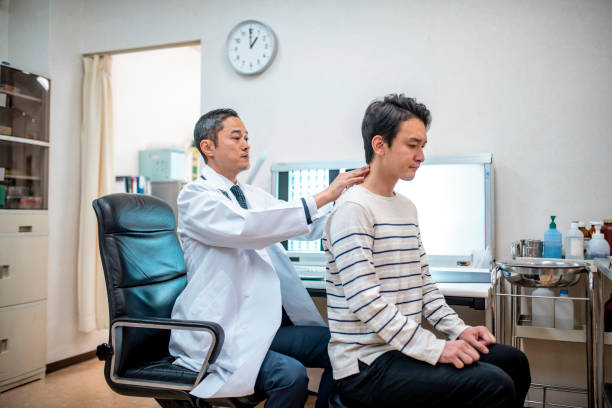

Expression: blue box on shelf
xmin=139 ymin=149 xmax=185 ymax=182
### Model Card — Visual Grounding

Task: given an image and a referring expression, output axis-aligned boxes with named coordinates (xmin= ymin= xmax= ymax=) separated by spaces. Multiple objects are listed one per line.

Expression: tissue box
xmin=138 ymin=149 xmax=185 ymax=182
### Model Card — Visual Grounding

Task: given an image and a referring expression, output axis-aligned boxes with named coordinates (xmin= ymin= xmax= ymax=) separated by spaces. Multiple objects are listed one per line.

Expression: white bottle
xmin=578 ymin=221 xmax=590 ymax=258
xmin=587 ymin=222 xmax=611 ymax=259
xmin=532 ymin=287 xmax=555 ymax=328
xmin=565 ymin=222 xmax=584 ymax=260
xmin=554 ymin=289 xmax=574 ymax=330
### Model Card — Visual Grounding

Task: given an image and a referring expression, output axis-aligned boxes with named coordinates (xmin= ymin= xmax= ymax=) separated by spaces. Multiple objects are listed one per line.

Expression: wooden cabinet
xmin=0 ymin=64 xmax=49 ymax=392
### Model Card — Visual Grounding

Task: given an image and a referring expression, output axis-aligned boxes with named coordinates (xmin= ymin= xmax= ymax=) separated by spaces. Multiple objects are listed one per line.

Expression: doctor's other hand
xmin=458 ymin=326 xmax=496 ymax=354
xmin=314 ymin=166 xmax=369 ymax=208
xmin=439 ymin=339 xmax=480 ymax=369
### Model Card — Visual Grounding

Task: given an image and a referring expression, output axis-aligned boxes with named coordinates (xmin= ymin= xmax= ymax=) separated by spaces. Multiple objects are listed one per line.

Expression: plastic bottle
xmin=586 ymin=222 xmax=611 ymax=259
xmin=605 ymin=293 xmax=612 ymax=332
xmin=543 ymin=216 xmax=562 ymax=259
xmin=532 ymin=287 xmax=555 ymax=328
xmin=578 ymin=221 xmax=590 ymax=258
xmin=602 ymin=219 xmax=612 ymax=250
xmin=565 ymin=222 xmax=584 ymax=260
xmin=554 ymin=289 xmax=574 ymax=330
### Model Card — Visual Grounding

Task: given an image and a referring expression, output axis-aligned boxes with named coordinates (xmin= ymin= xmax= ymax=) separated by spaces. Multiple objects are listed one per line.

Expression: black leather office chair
xmin=93 ymin=193 xmax=263 ymax=408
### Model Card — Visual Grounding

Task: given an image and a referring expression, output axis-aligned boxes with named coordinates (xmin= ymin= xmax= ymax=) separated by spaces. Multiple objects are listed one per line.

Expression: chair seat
xmin=122 ymin=356 xmax=266 ymax=407
xmin=122 ymin=356 xmax=197 ymax=386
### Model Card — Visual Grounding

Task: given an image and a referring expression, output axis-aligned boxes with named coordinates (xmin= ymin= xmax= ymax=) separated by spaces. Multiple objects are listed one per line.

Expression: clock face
xmin=227 ymin=20 xmax=277 ymax=75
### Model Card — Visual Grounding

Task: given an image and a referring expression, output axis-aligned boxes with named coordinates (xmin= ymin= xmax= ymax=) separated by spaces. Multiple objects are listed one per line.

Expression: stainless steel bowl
xmin=496 ymin=259 xmax=589 ymax=287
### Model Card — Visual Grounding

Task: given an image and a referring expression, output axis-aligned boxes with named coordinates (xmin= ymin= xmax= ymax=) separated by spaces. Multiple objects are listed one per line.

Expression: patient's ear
xmin=371 ymin=135 xmax=386 ymax=157
xmin=200 ymin=139 xmax=214 ymax=160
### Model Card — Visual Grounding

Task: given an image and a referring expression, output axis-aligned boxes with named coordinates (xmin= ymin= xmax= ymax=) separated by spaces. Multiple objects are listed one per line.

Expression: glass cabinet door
xmin=0 ymin=66 xmax=50 ymax=142
xmin=0 ymin=140 xmax=49 ymax=209
xmin=0 ymin=65 xmax=50 ymax=210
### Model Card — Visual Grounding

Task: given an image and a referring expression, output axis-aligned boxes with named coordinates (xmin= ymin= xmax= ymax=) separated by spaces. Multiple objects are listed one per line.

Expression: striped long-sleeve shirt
xmin=323 ymin=185 xmax=469 ymax=380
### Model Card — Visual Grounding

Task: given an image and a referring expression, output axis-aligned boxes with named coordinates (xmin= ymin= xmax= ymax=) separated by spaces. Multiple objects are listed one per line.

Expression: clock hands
xmin=248 ymin=27 xmax=259 ymax=49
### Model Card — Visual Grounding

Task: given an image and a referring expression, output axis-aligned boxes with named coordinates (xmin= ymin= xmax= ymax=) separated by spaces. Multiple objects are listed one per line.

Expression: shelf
xmin=4 ymin=175 xmax=41 ymax=180
xmin=515 ymin=325 xmax=612 ymax=344
xmin=0 ymin=134 xmax=49 ymax=147
xmin=0 ymin=209 xmax=48 ymax=214
xmin=0 ymin=88 xmax=42 ymax=103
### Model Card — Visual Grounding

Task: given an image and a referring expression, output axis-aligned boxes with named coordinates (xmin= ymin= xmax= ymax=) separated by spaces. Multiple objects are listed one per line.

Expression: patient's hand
xmin=458 ymin=326 xmax=496 ymax=354
xmin=439 ymin=339 xmax=480 ymax=369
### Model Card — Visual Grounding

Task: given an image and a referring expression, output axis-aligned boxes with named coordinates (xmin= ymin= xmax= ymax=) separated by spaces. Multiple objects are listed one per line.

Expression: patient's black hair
xmin=193 ymin=108 xmax=239 ymax=162
xmin=361 ymin=94 xmax=431 ymax=164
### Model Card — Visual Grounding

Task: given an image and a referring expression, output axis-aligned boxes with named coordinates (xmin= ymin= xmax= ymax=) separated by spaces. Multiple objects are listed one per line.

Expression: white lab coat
xmin=169 ymin=165 xmax=327 ymax=398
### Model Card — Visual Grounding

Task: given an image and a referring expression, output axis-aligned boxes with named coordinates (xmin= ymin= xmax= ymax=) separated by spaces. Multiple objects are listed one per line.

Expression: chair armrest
xmin=111 ymin=316 xmax=224 ymax=364
xmin=107 ymin=316 xmax=224 ymax=391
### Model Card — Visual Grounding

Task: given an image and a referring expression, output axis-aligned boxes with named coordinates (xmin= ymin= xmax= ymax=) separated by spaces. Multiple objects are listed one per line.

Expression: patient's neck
xmin=361 ymin=162 xmax=397 ymax=197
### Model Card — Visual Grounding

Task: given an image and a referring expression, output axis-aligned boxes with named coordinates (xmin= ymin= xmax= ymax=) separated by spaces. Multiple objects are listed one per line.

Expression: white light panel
xmin=287 ymin=169 xmax=329 ymax=251
xmin=394 ymin=164 xmax=486 ymax=256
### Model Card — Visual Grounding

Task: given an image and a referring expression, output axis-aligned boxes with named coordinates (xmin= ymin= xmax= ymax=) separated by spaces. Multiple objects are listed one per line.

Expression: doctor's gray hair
xmin=194 ymin=108 xmax=239 ymax=162
xmin=361 ymin=94 xmax=431 ymax=164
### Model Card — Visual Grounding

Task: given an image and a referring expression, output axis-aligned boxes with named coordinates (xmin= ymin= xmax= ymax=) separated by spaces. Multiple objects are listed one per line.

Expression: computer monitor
xmin=270 ymin=154 xmax=494 ymax=282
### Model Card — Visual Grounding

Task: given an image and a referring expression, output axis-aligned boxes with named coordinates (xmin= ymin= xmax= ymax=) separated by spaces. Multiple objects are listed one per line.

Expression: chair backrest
xmin=93 ymin=193 xmax=187 ymax=368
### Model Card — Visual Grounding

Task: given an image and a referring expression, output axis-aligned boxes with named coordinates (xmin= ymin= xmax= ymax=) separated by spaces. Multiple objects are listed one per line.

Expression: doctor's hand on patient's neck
xmin=313 ymin=166 xmax=369 ymax=208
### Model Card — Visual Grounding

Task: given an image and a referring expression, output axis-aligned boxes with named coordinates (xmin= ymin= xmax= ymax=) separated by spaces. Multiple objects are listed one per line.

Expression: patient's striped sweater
xmin=323 ymin=185 xmax=468 ymax=380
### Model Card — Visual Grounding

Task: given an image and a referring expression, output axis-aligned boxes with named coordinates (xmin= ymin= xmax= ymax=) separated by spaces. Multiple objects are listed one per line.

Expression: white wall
xmin=7 ymin=0 xmax=49 ymax=75
xmin=80 ymin=0 xmax=612 ymax=260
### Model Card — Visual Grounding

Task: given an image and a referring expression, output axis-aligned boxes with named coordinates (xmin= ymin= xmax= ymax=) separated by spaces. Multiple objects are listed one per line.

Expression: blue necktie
xmin=230 ymin=185 xmax=248 ymax=209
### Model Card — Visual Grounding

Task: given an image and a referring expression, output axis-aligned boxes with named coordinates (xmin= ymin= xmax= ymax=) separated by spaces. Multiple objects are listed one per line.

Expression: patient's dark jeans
xmin=337 ymin=343 xmax=531 ymax=408
xmin=255 ymin=325 xmax=333 ymax=408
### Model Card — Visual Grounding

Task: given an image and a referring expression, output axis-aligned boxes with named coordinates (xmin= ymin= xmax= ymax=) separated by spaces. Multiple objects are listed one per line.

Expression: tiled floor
xmin=0 ymin=359 xmax=317 ymax=408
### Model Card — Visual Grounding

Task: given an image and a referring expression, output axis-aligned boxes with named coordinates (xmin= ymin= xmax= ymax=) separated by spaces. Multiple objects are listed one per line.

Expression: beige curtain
xmin=77 ymin=55 xmax=114 ymax=332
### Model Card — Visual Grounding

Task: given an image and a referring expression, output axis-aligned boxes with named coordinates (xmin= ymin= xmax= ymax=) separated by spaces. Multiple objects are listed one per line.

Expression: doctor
xmin=169 ymin=108 xmax=368 ymax=408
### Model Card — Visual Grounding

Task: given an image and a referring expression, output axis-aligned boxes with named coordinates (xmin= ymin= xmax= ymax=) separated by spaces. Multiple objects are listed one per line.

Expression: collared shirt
xmin=199 ymin=166 xmax=319 ymax=225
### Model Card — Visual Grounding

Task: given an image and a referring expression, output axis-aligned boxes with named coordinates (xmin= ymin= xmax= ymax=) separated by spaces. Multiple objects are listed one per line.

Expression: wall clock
xmin=227 ymin=20 xmax=278 ymax=75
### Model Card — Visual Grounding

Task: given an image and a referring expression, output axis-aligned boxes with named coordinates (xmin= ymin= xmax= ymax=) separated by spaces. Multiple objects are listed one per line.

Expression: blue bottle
xmin=543 ymin=215 xmax=562 ymax=258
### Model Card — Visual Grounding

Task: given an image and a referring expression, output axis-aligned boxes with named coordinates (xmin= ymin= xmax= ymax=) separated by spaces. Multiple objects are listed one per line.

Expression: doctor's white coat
xmin=169 ymin=165 xmax=327 ymax=398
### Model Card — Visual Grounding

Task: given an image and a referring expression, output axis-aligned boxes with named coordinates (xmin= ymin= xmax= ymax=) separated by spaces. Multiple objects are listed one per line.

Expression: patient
xmin=323 ymin=94 xmax=531 ymax=408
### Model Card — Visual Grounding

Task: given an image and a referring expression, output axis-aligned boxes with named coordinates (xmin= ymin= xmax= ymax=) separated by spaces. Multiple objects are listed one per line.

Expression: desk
xmin=303 ymin=279 xmax=492 ymax=323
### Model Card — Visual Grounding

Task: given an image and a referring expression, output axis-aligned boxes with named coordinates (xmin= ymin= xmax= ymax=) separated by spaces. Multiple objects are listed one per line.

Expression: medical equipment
xmin=271 ymin=154 xmax=495 ymax=283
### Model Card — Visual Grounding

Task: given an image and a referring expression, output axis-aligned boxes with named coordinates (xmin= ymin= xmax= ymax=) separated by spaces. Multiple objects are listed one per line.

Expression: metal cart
xmin=494 ymin=258 xmax=606 ymax=408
